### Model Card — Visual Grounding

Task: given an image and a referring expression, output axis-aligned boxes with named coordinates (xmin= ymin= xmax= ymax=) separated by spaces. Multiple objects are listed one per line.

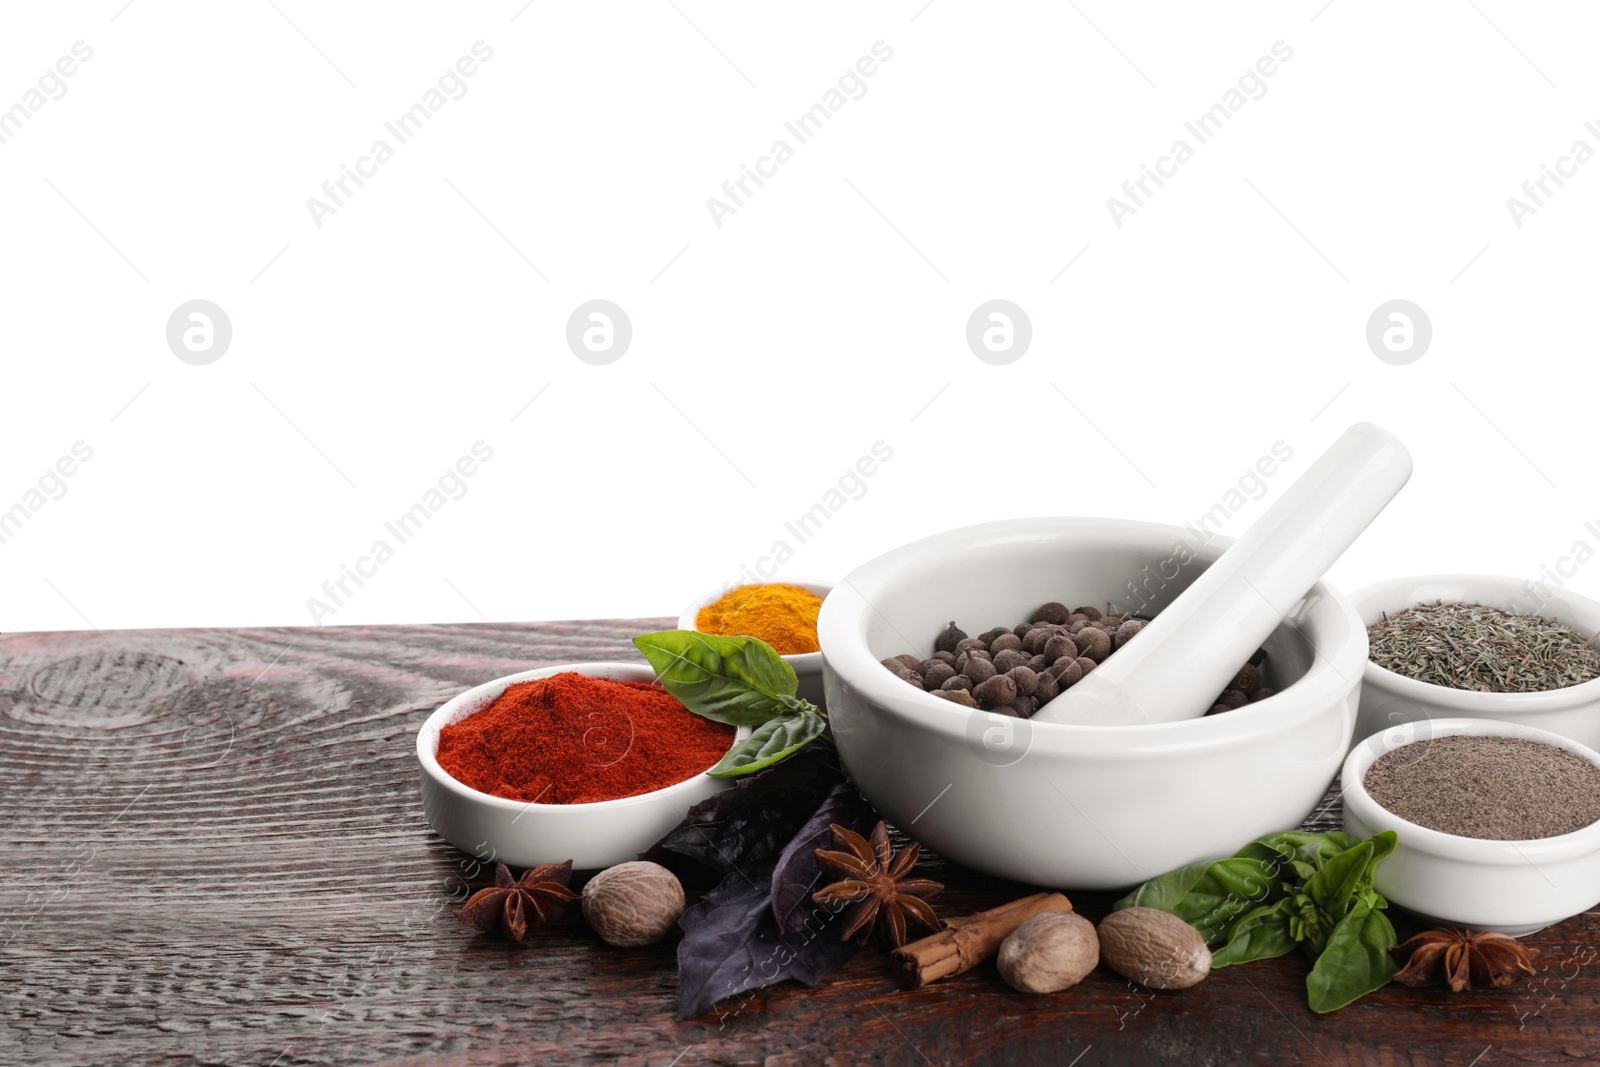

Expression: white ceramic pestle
xmin=1032 ymin=423 xmax=1413 ymax=727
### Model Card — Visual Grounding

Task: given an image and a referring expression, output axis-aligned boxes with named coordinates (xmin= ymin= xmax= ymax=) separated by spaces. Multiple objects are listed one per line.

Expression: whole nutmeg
xmin=581 ymin=861 xmax=685 ymax=947
xmin=1031 ymin=602 xmax=1070 ymax=625
xmin=1097 ymin=908 xmax=1211 ymax=990
xmin=1075 ymin=628 xmax=1112 ymax=662
xmin=1114 ymin=619 xmax=1146 ymax=649
xmin=934 ymin=621 xmax=968 ymax=654
xmin=997 ymin=912 xmax=1100 ymax=994
xmin=973 ymin=673 xmax=1017 ymax=709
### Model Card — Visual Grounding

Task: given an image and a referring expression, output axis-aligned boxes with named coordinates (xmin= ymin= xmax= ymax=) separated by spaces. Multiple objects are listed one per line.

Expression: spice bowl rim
xmin=1341 ymin=716 xmax=1600 ymax=864
xmin=678 ymin=578 xmax=834 ymax=670
xmin=1350 ymin=572 xmax=1600 ymax=714
xmin=416 ymin=660 xmax=750 ymax=813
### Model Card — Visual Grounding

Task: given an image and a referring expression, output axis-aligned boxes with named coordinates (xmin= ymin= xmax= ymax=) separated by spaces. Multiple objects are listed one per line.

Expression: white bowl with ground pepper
xmin=817 ymin=517 xmax=1368 ymax=890
xmin=1342 ymin=717 xmax=1600 ymax=936
xmin=1350 ymin=574 xmax=1600 ymax=751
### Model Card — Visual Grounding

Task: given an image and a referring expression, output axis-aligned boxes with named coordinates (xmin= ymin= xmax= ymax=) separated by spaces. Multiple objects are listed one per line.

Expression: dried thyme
xmin=1368 ymin=602 xmax=1600 ymax=693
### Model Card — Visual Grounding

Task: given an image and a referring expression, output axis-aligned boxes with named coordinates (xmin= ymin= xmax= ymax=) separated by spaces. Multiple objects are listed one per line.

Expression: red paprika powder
xmin=435 ymin=672 xmax=734 ymax=804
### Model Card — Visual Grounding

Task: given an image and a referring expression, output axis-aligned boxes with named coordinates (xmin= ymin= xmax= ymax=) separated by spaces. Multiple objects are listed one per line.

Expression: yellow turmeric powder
xmin=696 ymin=583 xmax=824 ymax=655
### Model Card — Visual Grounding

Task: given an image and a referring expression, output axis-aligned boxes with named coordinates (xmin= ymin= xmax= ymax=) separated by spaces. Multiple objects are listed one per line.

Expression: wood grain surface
xmin=2 ymin=619 xmax=1597 ymax=1067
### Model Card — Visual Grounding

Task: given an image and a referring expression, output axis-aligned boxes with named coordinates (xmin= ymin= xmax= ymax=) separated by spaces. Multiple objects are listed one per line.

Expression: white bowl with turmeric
xmin=680 ymin=579 xmax=832 ymax=708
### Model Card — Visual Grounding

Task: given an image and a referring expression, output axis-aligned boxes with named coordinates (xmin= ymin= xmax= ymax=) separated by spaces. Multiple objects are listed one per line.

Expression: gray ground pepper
xmin=1364 ymin=735 xmax=1600 ymax=840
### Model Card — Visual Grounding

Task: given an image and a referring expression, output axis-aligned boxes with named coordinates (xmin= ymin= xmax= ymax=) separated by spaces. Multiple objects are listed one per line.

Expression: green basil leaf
xmin=1235 ymin=831 xmax=1362 ymax=873
xmin=1211 ymin=898 xmax=1297 ymax=967
xmin=1362 ymin=830 xmax=1398 ymax=874
xmin=1303 ymin=839 xmax=1374 ymax=920
xmin=1115 ymin=858 xmax=1284 ymax=945
xmin=634 ymin=630 xmax=798 ymax=726
xmin=1113 ymin=859 xmax=1212 ymax=914
xmin=707 ymin=709 xmax=828 ymax=778
xmin=1305 ymin=898 xmax=1399 ymax=1014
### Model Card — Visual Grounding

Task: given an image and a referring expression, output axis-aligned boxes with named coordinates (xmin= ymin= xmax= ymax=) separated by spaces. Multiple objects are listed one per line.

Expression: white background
xmin=2 ymin=1 xmax=1596 ymax=634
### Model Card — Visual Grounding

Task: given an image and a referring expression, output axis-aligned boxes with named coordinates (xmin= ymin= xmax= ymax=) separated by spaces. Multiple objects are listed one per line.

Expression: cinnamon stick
xmin=890 ymin=892 xmax=1074 ymax=988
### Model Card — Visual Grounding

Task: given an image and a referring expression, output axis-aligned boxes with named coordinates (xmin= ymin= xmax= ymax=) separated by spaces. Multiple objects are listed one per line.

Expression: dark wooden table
xmin=3 ymin=619 xmax=1598 ymax=1066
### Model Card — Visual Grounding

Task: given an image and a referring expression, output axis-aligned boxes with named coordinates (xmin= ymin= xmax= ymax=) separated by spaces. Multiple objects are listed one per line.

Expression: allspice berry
xmin=1216 ymin=689 xmax=1249 ymax=711
xmin=1114 ymin=619 xmax=1146 ymax=649
xmin=1075 ymin=628 xmax=1112 ymax=662
xmin=1043 ymin=634 xmax=1078 ymax=663
xmin=1032 ymin=602 xmax=1070 ymax=625
xmin=921 ymin=661 xmax=957 ymax=689
xmin=973 ymin=673 xmax=1017 ymax=709
xmin=993 ymin=649 xmax=1028 ymax=672
xmin=989 ymin=632 xmax=1023 ymax=654
xmin=934 ymin=689 xmax=978 ymax=709
xmin=1231 ymin=663 xmax=1261 ymax=694
xmin=966 ymin=657 xmax=998 ymax=685
xmin=581 ymin=861 xmax=685 ymax=947
xmin=934 ymin=621 xmax=968 ymax=654
xmin=1049 ymin=658 xmax=1083 ymax=687
xmin=997 ymin=912 xmax=1100 ymax=994
xmin=1008 ymin=665 xmax=1040 ymax=696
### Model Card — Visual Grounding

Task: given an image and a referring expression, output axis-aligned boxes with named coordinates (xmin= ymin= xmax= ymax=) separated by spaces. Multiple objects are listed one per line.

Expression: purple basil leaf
xmin=675 ymin=861 xmax=860 ymax=1020
xmin=640 ymin=743 xmax=843 ymax=879
xmin=770 ymin=783 xmax=877 ymax=938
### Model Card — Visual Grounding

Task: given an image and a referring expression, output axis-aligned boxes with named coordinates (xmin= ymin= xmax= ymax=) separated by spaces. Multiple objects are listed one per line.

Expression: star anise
xmin=1391 ymin=928 xmax=1539 ymax=991
xmin=458 ymin=860 xmax=579 ymax=941
xmin=811 ymin=821 xmax=942 ymax=948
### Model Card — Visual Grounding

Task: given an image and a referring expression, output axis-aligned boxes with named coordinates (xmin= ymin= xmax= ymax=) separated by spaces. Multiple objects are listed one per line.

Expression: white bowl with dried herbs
xmin=1342 ymin=717 xmax=1600 ymax=936
xmin=1351 ymin=574 xmax=1600 ymax=750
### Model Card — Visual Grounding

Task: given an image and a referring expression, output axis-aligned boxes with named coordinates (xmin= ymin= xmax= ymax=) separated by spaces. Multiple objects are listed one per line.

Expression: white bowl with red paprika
xmin=417 ymin=662 xmax=749 ymax=870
